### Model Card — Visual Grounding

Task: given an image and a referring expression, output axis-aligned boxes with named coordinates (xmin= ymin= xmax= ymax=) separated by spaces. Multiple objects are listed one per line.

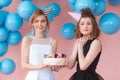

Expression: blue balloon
xmin=47 ymin=12 xmax=54 ymax=22
xmin=68 ymin=2 xmax=75 ymax=11
xmin=39 ymin=6 xmax=48 ymax=10
xmin=68 ymin=0 xmax=76 ymax=5
xmin=0 ymin=10 xmax=9 ymax=25
xmin=74 ymin=0 xmax=96 ymax=12
xmin=0 ymin=27 xmax=8 ymax=41
xmin=93 ymin=0 xmax=106 ymax=16
xmin=0 ymin=0 xmax=12 ymax=7
xmin=5 ymin=13 xmax=23 ymax=31
xmin=67 ymin=0 xmax=76 ymax=11
xmin=48 ymin=2 xmax=61 ymax=17
xmin=99 ymin=12 xmax=120 ymax=34
xmin=61 ymin=23 xmax=76 ymax=40
xmin=0 ymin=10 xmax=9 ymax=19
xmin=18 ymin=1 xmax=37 ymax=21
xmin=108 ymin=0 xmax=120 ymax=6
xmin=0 ymin=58 xmax=16 ymax=75
xmin=0 ymin=6 xmax=3 ymax=9
xmin=7 ymin=31 xmax=22 ymax=45
xmin=0 ymin=12 xmax=4 ymax=25
xmin=0 ymin=41 xmax=8 ymax=57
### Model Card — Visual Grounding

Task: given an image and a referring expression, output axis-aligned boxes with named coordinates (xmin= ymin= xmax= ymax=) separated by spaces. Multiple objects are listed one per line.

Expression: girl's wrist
xmin=54 ymin=68 xmax=59 ymax=72
xmin=78 ymin=45 xmax=83 ymax=49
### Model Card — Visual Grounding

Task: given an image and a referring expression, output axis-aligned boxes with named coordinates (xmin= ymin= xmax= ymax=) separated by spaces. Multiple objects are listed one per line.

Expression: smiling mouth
xmin=39 ymin=27 xmax=43 ymax=29
xmin=83 ymin=30 xmax=88 ymax=31
xmin=37 ymin=26 xmax=43 ymax=29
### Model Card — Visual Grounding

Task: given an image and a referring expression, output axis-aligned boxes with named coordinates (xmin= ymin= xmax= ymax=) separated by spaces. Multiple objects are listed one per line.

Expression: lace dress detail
xmin=70 ymin=39 xmax=104 ymax=80
xmin=25 ymin=37 xmax=56 ymax=80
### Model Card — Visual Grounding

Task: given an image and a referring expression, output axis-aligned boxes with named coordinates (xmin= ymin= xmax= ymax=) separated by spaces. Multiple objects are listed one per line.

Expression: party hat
xmin=68 ymin=12 xmax=81 ymax=22
xmin=43 ymin=5 xmax=54 ymax=16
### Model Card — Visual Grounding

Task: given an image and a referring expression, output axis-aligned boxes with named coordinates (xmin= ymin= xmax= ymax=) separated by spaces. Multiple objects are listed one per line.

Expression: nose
xmin=84 ymin=24 xmax=88 ymax=28
xmin=38 ymin=21 xmax=42 ymax=25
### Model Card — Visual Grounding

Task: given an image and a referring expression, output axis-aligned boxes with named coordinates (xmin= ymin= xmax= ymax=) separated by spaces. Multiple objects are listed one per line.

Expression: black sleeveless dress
xmin=70 ymin=39 xmax=104 ymax=80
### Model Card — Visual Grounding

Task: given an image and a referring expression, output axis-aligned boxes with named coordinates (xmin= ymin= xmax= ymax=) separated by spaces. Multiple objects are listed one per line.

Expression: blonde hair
xmin=30 ymin=9 xmax=50 ymax=29
xmin=75 ymin=8 xmax=100 ymax=39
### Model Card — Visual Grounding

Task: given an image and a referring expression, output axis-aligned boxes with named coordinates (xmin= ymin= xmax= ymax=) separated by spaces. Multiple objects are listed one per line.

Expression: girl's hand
xmin=78 ymin=37 xmax=89 ymax=48
xmin=51 ymin=65 xmax=66 ymax=72
xmin=43 ymin=65 xmax=53 ymax=69
xmin=73 ymin=39 xmax=79 ymax=50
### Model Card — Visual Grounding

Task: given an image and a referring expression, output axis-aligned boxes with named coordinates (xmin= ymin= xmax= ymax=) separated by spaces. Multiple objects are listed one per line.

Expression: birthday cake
xmin=43 ymin=53 xmax=66 ymax=65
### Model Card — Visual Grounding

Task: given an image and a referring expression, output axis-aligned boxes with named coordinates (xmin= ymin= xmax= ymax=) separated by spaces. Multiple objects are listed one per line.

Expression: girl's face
xmin=79 ymin=17 xmax=93 ymax=36
xmin=32 ymin=15 xmax=47 ymax=33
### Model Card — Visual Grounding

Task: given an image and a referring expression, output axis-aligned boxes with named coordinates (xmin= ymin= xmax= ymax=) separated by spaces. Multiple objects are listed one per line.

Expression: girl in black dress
xmin=67 ymin=8 xmax=104 ymax=80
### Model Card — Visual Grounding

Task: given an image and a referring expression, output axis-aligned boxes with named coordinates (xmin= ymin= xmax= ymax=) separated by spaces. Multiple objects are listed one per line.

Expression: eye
xmin=41 ymin=20 xmax=46 ymax=22
xmin=87 ymin=22 xmax=92 ymax=25
xmin=80 ymin=22 xmax=84 ymax=25
xmin=34 ymin=20 xmax=39 ymax=23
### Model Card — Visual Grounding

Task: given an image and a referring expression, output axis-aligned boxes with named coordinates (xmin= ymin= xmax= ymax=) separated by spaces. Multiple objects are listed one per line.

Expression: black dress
xmin=70 ymin=39 xmax=104 ymax=80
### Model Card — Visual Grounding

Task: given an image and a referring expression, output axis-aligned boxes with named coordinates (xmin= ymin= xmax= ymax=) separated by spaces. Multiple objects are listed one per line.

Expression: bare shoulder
xmin=91 ymin=39 xmax=102 ymax=48
xmin=51 ymin=37 xmax=57 ymax=44
xmin=22 ymin=36 xmax=32 ymax=44
xmin=92 ymin=39 xmax=101 ymax=44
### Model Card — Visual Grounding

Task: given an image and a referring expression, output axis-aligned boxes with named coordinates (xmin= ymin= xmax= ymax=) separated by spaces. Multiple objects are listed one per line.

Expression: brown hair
xmin=30 ymin=9 xmax=50 ymax=29
xmin=75 ymin=8 xmax=100 ymax=39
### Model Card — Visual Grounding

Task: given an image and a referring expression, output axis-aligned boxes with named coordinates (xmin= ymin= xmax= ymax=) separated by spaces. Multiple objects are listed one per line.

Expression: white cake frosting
xmin=43 ymin=58 xmax=66 ymax=65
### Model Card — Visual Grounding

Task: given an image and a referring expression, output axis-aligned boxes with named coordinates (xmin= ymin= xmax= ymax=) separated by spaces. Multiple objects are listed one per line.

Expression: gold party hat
xmin=43 ymin=5 xmax=54 ymax=16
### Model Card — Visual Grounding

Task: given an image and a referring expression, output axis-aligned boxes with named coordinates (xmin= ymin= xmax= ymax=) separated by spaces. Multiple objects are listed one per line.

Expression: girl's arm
xmin=67 ymin=40 xmax=78 ymax=69
xmin=78 ymin=38 xmax=101 ymax=70
xmin=51 ymin=38 xmax=58 ymax=54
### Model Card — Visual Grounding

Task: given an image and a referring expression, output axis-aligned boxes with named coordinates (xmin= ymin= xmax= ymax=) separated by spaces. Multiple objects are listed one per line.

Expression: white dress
xmin=25 ymin=37 xmax=56 ymax=80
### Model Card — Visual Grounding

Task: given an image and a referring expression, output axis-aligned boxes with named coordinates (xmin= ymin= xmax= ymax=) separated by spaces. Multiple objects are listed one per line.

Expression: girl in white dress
xmin=21 ymin=9 xmax=57 ymax=80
